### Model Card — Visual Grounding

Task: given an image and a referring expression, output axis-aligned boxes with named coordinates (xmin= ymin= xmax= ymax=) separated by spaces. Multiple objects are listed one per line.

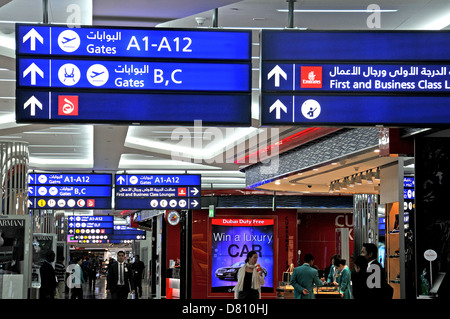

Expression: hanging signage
xmin=28 ymin=173 xmax=112 ymax=209
xmin=16 ymin=90 xmax=251 ymax=125
xmin=260 ymin=30 xmax=450 ymax=126
xmin=16 ymin=25 xmax=250 ymax=60
xmin=15 ymin=24 xmax=252 ymax=125
xmin=114 ymin=174 xmax=201 ymax=210
xmin=67 ymin=215 xmax=114 ymax=235
xmin=74 ymin=225 xmax=146 ymax=243
xmin=18 ymin=58 xmax=250 ymax=92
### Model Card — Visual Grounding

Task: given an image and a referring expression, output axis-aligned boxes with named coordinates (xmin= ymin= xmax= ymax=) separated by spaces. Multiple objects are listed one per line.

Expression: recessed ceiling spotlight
xmin=277 ymin=9 xmax=398 ymax=13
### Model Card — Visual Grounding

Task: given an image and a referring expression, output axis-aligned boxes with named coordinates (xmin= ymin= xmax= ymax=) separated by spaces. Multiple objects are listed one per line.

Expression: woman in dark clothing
xmin=233 ymin=251 xmax=265 ymax=299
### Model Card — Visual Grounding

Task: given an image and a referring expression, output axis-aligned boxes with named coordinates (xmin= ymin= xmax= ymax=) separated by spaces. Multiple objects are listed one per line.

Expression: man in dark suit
xmin=361 ymin=243 xmax=393 ymax=299
xmin=106 ymin=251 xmax=135 ymax=299
xmin=39 ymin=250 xmax=57 ymax=299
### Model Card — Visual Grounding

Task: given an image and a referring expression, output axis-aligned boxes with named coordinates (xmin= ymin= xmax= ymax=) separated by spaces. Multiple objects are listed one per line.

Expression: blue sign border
xmin=16 ymin=24 xmax=252 ymax=61
xmin=262 ymin=30 xmax=450 ymax=61
xmin=16 ymin=89 xmax=251 ymax=126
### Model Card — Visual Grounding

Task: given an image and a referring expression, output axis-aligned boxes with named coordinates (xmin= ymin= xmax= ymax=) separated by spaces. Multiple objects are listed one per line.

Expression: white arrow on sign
xmin=190 ymin=187 xmax=199 ymax=196
xmin=23 ymin=63 xmax=44 ymax=85
xmin=117 ymin=176 xmax=125 ymax=184
xmin=267 ymin=65 xmax=287 ymax=87
xmin=23 ymin=28 xmax=44 ymax=51
xmin=191 ymin=200 xmax=199 ymax=207
xmin=24 ymin=96 xmax=42 ymax=116
xmin=269 ymin=99 xmax=287 ymax=119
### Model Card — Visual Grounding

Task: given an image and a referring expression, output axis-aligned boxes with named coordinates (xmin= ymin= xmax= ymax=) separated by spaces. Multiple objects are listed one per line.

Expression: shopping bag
xmin=283 ymin=263 xmax=294 ymax=283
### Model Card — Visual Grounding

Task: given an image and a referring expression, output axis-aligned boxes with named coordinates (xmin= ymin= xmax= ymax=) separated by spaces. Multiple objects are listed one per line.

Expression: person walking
xmin=39 ymin=250 xmax=57 ymax=299
xmin=87 ymin=255 xmax=98 ymax=291
xmin=106 ymin=251 xmax=135 ymax=299
xmin=54 ymin=255 xmax=66 ymax=299
xmin=290 ymin=254 xmax=324 ymax=299
xmin=233 ymin=251 xmax=265 ymax=299
xmin=132 ymin=255 xmax=145 ymax=299
xmin=71 ymin=257 xmax=84 ymax=299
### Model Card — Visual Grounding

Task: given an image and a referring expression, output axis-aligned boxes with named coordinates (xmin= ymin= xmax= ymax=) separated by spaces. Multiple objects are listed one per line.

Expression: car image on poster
xmin=210 ymin=218 xmax=274 ymax=294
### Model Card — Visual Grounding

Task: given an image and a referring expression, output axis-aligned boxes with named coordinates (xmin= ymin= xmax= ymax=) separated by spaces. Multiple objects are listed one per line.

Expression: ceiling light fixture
xmin=277 ymin=9 xmax=398 ymax=13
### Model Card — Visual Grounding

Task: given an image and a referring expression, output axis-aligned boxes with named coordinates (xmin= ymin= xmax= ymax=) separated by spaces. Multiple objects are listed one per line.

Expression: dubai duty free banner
xmin=210 ymin=218 xmax=274 ymax=293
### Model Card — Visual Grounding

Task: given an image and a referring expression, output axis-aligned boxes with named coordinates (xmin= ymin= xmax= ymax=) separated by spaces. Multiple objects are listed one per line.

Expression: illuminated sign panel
xmin=114 ymin=174 xmax=201 ymax=210
xmin=28 ymin=173 xmax=112 ymax=209
xmin=210 ymin=218 xmax=274 ymax=294
xmin=261 ymin=30 xmax=450 ymax=126
xmin=16 ymin=24 xmax=252 ymax=125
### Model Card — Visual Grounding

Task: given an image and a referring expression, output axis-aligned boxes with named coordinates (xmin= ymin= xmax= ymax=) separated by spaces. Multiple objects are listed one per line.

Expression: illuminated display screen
xmin=210 ymin=218 xmax=274 ymax=293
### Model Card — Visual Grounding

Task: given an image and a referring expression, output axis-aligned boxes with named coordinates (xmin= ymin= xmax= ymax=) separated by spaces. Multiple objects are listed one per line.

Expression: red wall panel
xmin=297 ymin=212 xmax=354 ymax=271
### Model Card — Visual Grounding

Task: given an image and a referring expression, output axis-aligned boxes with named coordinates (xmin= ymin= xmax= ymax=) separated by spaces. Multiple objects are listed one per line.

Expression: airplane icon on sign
xmin=62 ymin=37 xmax=77 ymax=44
xmin=90 ymin=71 xmax=105 ymax=78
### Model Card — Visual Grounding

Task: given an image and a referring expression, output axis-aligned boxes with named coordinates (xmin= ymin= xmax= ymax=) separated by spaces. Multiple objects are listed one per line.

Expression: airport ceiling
xmin=0 ymin=0 xmax=446 ymax=196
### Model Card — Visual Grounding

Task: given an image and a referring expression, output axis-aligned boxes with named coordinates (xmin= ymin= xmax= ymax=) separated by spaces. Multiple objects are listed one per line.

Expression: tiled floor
xmin=61 ymin=276 xmax=149 ymax=299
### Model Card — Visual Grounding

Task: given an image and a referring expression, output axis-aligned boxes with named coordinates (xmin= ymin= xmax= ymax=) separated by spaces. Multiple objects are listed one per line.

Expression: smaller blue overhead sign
xmin=28 ymin=173 xmax=112 ymax=209
xmin=114 ymin=174 xmax=201 ymax=210
xmin=115 ymin=174 xmax=200 ymax=186
xmin=29 ymin=173 xmax=112 ymax=185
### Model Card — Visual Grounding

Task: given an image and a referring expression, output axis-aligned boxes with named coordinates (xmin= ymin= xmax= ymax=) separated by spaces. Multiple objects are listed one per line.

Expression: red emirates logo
xmin=178 ymin=188 xmax=187 ymax=196
xmin=58 ymin=95 xmax=79 ymax=116
xmin=300 ymin=66 xmax=322 ymax=88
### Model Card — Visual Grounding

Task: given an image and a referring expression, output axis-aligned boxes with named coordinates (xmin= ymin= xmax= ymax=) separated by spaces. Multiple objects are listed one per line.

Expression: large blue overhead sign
xmin=114 ymin=174 xmax=201 ymax=210
xmin=28 ymin=173 xmax=112 ymax=209
xmin=261 ymin=30 xmax=450 ymax=126
xmin=16 ymin=24 xmax=251 ymax=125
